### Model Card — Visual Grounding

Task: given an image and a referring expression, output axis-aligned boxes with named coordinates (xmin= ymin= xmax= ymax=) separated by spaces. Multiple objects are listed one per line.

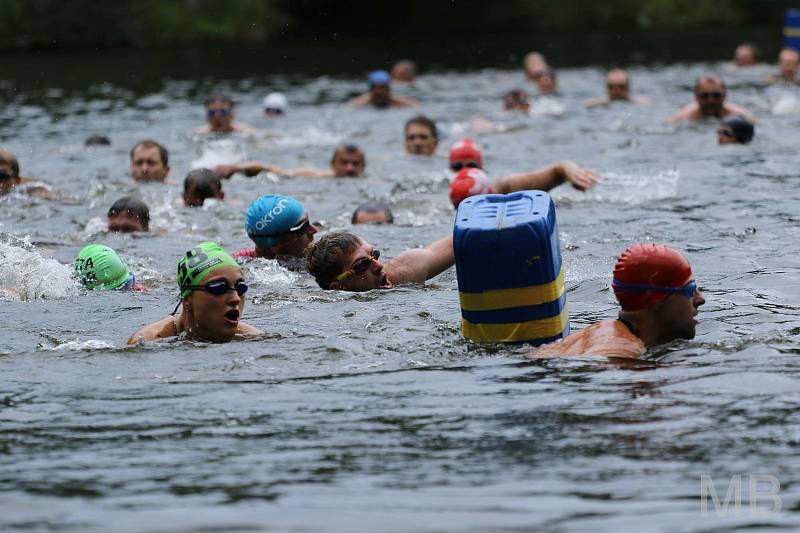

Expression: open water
xmin=1 ymin=48 xmax=800 ymax=532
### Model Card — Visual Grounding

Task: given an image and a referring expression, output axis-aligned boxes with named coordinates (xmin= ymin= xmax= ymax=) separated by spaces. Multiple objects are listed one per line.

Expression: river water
xmin=1 ymin=48 xmax=800 ymax=532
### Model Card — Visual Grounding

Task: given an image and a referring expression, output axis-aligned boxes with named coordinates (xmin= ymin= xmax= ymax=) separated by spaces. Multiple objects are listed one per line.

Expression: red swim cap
xmin=449 ymin=138 xmax=483 ymax=166
xmin=612 ymin=243 xmax=693 ymax=311
xmin=450 ymin=168 xmax=493 ymax=207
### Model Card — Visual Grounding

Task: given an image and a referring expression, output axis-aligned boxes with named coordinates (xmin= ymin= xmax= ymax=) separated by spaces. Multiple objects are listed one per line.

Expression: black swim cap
xmin=722 ymin=115 xmax=754 ymax=144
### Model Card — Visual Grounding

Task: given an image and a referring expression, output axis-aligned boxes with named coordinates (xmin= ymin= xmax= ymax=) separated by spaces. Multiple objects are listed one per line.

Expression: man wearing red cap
xmin=534 ymin=244 xmax=706 ymax=358
xmin=447 ymin=138 xmax=599 ymax=207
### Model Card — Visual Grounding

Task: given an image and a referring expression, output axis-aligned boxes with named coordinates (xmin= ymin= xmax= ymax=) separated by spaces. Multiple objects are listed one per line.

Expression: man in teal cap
xmin=233 ymin=194 xmax=318 ymax=262
xmin=129 ymin=242 xmax=262 ymax=343
xmin=74 ymin=244 xmax=141 ymax=291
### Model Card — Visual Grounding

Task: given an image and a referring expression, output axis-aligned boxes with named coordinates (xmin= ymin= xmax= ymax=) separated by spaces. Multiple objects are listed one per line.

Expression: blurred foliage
xmin=0 ymin=0 xmax=795 ymax=50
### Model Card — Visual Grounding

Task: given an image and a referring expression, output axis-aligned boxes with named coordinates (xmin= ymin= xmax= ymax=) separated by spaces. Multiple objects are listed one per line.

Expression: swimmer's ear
xmin=219 ymin=191 xmax=225 ymax=200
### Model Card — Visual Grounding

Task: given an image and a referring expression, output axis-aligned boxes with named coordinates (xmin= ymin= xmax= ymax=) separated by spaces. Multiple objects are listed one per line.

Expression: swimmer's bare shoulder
xmin=127 ymin=317 xmax=264 ymax=344
xmin=530 ymin=319 xmax=644 ymax=359
xmin=127 ymin=316 xmax=176 ymax=344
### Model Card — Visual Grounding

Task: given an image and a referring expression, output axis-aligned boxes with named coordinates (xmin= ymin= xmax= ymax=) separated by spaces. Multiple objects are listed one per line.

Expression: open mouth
xmin=224 ymin=309 xmax=240 ymax=324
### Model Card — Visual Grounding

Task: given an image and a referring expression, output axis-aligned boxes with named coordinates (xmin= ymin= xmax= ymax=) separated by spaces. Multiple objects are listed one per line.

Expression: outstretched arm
xmin=386 ymin=235 xmax=454 ymax=285
xmin=214 ymin=162 xmax=333 ymax=179
xmin=493 ymin=161 xmax=599 ymax=193
xmin=349 ymin=93 xmax=372 ymax=106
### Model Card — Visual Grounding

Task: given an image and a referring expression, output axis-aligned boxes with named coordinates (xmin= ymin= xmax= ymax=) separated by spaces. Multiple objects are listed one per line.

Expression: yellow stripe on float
xmin=459 ymin=268 xmax=565 ymax=311
xmin=461 ymin=305 xmax=569 ymax=343
xmin=785 ymin=28 xmax=800 ymax=38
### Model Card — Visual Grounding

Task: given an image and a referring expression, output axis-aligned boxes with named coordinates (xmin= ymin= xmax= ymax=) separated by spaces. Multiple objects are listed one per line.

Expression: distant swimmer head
xmin=85 ymin=135 xmax=111 ymax=147
xmin=449 ymin=138 xmax=483 ymax=171
xmin=352 ymin=201 xmax=394 ymax=224
xmin=74 ymin=244 xmax=134 ymax=291
xmin=449 ymin=168 xmax=492 ymax=208
xmin=183 ymin=168 xmax=224 ymax=207
xmin=108 ymin=196 xmax=150 ymax=232
xmin=612 ymin=244 xmax=694 ymax=312
xmin=503 ymin=89 xmax=530 ymax=112
xmin=367 ymin=70 xmax=392 ymax=108
xmin=718 ymin=115 xmax=754 ymax=145
xmin=263 ymin=92 xmax=288 ymax=117
xmin=176 ymin=242 xmax=241 ymax=300
xmin=245 ymin=194 xmax=307 ymax=249
xmin=0 ymin=148 xmax=22 ymax=195
xmin=391 ymin=60 xmax=417 ymax=83
xmin=331 ymin=144 xmax=366 ymax=177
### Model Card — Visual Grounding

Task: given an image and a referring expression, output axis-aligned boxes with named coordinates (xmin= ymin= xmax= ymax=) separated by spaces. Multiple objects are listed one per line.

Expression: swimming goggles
xmin=207 ymin=108 xmax=231 ymax=118
xmin=182 ymin=279 xmax=248 ymax=297
xmin=336 ymin=249 xmax=380 ymax=282
xmin=0 ymin=170 xmax=13 ymax=181
xmin=612 ymin=280 xmax=697 ymax=299
xmin=450 ymin=161 xmax=481 ymax=172
xmin=116 ymin=273 xmax=137 ymax=291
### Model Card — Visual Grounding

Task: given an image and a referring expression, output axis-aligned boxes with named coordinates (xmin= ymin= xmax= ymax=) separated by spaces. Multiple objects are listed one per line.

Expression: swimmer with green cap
xmin=128 ymin=242 xmax=262 ymax=343
xmin=75 ymin=244 xmax=139 ymax=291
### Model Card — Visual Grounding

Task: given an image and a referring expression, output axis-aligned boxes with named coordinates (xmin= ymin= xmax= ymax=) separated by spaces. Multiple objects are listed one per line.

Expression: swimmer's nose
xmin=226 ymin=287 xmax=243 ymax=305
xmin=309 ymin=223 xmax=319 ymax=235
xmin=694 ymin=289 xmax=706 ymax=308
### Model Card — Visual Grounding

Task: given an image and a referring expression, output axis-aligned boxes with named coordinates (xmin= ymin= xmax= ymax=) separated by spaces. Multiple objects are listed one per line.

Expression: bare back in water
xmin=531 ymin=319 xmax=645 ymax=359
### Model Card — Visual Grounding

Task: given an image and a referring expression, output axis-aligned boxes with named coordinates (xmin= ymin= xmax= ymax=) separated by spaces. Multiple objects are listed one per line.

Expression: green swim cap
xmin=74 ymin=244 xmax=131 ymax=290
xmin=177 ymin=241 xmax=240 ymax=298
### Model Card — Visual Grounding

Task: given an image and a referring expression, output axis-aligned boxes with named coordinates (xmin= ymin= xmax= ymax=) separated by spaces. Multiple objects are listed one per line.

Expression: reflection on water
xmin=1 ymin=53 xmax=800 ymax=531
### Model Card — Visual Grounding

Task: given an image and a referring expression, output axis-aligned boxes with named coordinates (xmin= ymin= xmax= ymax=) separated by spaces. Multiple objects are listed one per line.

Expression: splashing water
xmin=0 ymin=238 xmax=80 ymax=300
xmin=553 ymin=169 xmax=680 ymax=204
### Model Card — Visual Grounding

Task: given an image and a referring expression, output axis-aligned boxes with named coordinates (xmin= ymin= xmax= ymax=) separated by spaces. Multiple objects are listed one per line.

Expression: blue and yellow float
xmin=454 ymin=190 xmax=569 ymax=344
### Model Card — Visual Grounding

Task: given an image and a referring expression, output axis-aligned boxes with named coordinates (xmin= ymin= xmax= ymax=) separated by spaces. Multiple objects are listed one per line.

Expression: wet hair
xmin=405 ymin=115 xmax=438 ymax=140
xmin=503 ymin=89 xmax=529 ymax=109
xmin=331 ymin=143 xmax=365 ymax=164
xmin=183 ymin=168 xmax=222 ymax=199
xmin=351 ymin=201 xmax=394 ymax=224
xmin=205 ymin=94 xmax=234 ymax=108
xmin=722 ymin=115 xmax=755 ymax=144
xmin=305 ymin=231 xmax=362 ymax=289
xmin=0 ymin=148 xmax=19 ymax=177
xmin=85 ymin=135 xmax=111 ymax=147
xmin=695 ymin=74 xmax=726 ymax=91
xmin=130 ymin=139 xmax=169 ymax=166
xmin=107 ymin=196 xmax=150 ymax=230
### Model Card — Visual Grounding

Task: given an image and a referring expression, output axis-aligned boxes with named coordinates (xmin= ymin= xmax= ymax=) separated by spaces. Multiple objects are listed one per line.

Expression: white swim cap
xmin=263 ymin=92 xmax=288 ymax=111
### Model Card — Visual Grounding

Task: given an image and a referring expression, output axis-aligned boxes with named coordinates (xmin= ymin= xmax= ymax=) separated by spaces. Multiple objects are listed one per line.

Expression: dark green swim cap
xmin=74 ymin=244 xmax=131 ymax=290
xmin=177 ymin=242 xmax=240 ymax=298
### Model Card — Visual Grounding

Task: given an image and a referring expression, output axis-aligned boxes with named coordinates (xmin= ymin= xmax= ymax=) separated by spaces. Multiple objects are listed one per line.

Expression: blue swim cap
xmin=368 ymin=70 xmax=391 ymax=86
xmin=245 ymin=195 xmax=304 ymax=248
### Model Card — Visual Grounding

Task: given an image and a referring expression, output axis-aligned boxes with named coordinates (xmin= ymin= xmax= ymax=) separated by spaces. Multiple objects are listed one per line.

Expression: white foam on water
xmin=552 ymin=169 xmax=680 ymax=205
xmin=0 ymin=237 xmax=80 ymax=300
xmin=772 ymin=93 xmax=800 ymax=115
xmin=270 ymin=126 xmax=342 ymax=148
xmin=247 ymin=259 xmax=301 ymax=288
xmin=41 ymin=339 xmax=116 ymax=351
xmin=191 ymin=138 xmax=248 ymax=169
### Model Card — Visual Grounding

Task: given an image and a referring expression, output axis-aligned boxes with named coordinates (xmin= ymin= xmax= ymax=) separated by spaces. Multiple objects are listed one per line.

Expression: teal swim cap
xmin=74 ymin=244 xmax=131 ymax=290
xmin=244 ymin=195 xmax=304 ymax=248
xmin=177 ymin=242 xmax=240 ymax=298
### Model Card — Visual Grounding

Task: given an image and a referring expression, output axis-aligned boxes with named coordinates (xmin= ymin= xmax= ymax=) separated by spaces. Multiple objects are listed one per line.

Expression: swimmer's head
xmin=331 ymin=144 xmax=366 ymax=177
xmin=405 ymin=115 xmax=438 ymax=155
xmin=718 ymin=115 xmax=754 ymax=145
xmin=530 ymin=68 xmax=556 ymax=94
xmin=85 ymin=135 xmax=111 ymax=147
xmin=612 ymin=243 xmax=705 ymax=342
xmin=391 ymin=60 xmax=417 ymax=83
xmin=263 ymin=92 xmax=288 ymax=117
xmin=74 ymin=244 xmax=134 ymax=291
xmin=183 ymin=168 xmax=224 ymax=207
xmin=245 ymin=195 xmax=317 ymax=257
xmin=523 ymin=52 xmax=548 ymax=77
xmin=0 ymin=148 xmax=21 ymax=195
xmin=503 ymin=89 xmax=530 ymax=112
xmin=449 ymin=168 xmax=492 ymax=208
xmin=449 ymin=138 xmax=483 ymax=172
xmin=306 ymin=232 xmax=391 ymax=291
xmin=175 ymin=242 xmax=245 ymax=342
xmin=734 ymin=42 xmax=759 ymax=66
xmin=367 ymin=70 xmax=392 ymax=108
xmin=130 ymin=140 xmax=170 ymax=182
xmin=694 ymin=75 xmax=726 ymax=116
xmin=108 ymin=196 xmax=150 ymax=232
xmin=778 ymin=47 xmax=800 ymax=79
xmin=205 ymin=94 xmax=235 ymax=132
xmin=352 ymin=201 xmax=394 ymax=225
xmin=606 ymin=69 xmax=631 ymax=101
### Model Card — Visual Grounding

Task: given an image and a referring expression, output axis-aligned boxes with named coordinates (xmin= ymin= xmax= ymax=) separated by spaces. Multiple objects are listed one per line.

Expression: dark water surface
xmin=1 ymin=45 xmax=800 ymax=531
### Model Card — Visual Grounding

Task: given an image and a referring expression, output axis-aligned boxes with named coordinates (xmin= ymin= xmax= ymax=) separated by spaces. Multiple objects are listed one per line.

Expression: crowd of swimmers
xmin=3 ymin=43 xmax=794 ymax=359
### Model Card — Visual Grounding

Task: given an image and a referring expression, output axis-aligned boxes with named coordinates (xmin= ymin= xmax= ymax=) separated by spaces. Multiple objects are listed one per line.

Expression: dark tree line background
xmin=0 ymin=0 xmax=796 ymax=51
